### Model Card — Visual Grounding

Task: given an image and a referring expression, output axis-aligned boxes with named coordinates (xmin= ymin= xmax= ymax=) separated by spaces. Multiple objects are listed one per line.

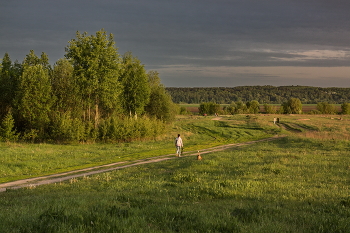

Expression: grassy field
xmin=0 ymin=115 xmax=273 ymax=183
xmin=0 ymin=115 xmax=350 ymax=232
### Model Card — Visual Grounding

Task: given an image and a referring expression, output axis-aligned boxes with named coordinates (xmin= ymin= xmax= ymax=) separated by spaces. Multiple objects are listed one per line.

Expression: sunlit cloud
xmin=271 ymin=49 xmax=350 ymax=62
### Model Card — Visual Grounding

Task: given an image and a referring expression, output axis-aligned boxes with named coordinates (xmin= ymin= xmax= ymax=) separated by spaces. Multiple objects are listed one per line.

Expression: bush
xmin=21 ymin=128 xmax=39 ymax=143
xmin=247 ymin=100 xmax=260 ymax=114
xmin=179 ymin=106 xmax=190 ymax=115
xmin=49 ymin=111 xmax=87 ymax=142
xmin=308 ymin=110 xmax=321 ymax=115
xmin=282 ymin=98 xmax=302 ymax=114
xmin=98 ymin=116 xmax=167 ymax=142
xmin=341 ymin=102 xmax=350 ymax=115
xmin=199 ymin=102 xmax=220 ymax=115
xmin=317 ymin=102 xmax=337 ymax=114
xmin=0 ymin=111 xmax=18 ymax=142
xmin=264 ymin=104 xmax=277 ymax=114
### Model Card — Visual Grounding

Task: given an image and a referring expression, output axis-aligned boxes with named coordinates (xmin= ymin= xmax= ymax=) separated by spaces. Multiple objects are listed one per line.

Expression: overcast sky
xmin=1 ymin=0 xmax=350 ymax=87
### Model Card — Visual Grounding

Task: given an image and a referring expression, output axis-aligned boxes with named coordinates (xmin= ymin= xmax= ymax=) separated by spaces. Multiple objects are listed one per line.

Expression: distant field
xmin=181 ymin=104 xmax=342 ymax=113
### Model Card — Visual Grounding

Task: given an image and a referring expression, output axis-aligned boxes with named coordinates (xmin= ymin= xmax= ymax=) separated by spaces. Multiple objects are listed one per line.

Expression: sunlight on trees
xmin=0 ymin=29 xmax=175 ymax=142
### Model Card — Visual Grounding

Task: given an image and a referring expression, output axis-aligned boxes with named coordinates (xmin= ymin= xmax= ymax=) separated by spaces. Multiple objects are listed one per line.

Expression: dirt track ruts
xmin=0 ymin=135 xmax=286 ymax=192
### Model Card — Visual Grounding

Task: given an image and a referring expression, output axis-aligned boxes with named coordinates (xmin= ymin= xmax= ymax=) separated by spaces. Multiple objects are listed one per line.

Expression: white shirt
xmin=175 ymin=137 xmax=183 ymax=147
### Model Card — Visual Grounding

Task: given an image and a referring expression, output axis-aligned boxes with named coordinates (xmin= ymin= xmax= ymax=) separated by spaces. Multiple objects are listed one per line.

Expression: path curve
xmin=0 ymin=135 xmax=286 ymax=192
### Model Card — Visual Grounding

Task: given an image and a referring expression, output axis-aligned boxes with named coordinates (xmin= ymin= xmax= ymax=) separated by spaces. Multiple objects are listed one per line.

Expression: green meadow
xmin=0 ymin=115 xmax=349 ymax=232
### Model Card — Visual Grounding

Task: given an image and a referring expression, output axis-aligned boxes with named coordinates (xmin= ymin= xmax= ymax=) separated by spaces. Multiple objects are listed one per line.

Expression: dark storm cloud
xmin=1 ymin=0 xmax=350 ymax=87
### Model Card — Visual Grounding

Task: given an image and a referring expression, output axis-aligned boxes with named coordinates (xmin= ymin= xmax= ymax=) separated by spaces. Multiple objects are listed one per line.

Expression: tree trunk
xmin=95 ymin=104 xmax=99 ymax=128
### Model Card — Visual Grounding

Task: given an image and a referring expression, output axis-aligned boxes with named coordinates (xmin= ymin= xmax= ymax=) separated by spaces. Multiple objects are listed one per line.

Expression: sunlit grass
xmin=1 ymin=114 xmax=350 ymax=232
xmin=0 ymin=134 xmax=349 ymax=232
xmin=2 ymin=114 xmax=350 ymax=183
xmin=0 ymin=115 xmax=274 ymax=183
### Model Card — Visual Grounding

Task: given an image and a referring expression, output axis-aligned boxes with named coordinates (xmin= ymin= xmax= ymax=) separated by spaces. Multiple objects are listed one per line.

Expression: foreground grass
xmin=0 ymin=135 xmax=349 ymax=232
xmin=1 ymin=114 xmax=350 ymax=232
xmin=0 ymin=115 xmax=275 ymax=183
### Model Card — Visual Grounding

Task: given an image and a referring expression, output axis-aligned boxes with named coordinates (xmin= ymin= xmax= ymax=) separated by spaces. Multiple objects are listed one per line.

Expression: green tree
xmin=119 ymin=52 xmax=150 ymax=118
xmin=23 ymin=50 xmax=40 ymax=66
xmin=0 ymin=110 xmax=18 ymax=142
xmin=317 ymin=102 xmax=337 ymax=114
xmin=51 ymin=58 xmax=81 ymax=116
xmin=199 ymin=102 xmax=220 ymax=115
xmin=247 ymin=100 xmax=260 ymax=114
xmin=235 ymin=101 xmax=248 ymax=114
xmin=282 ymin=98 xmax=302 ymax=114
xmin=179 ymin=106 xmax=190 ymax=115
xmin=341 ymin=102 xmax=350 ymax=115
xmin=263 ymin=104 xmax=277 ymax=114
xmin=144 ymin=71 xmax=176 ymax=122
xmin=22 ymin=50 xmax=51 ymax=72
xmin=65 ymin=29 xmax=122 ymax=125
xmin=0 ymin=53 xmax=16 ymax=118
xmin=15 ymin=64 xmax=53 ymax=136
xmin=226 ymin=102 xmax=237 ymax=115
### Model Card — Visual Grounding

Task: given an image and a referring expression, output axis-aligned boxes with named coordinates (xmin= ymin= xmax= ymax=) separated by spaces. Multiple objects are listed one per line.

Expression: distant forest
xmin=166 ymin=86 xmax=350 ymax=104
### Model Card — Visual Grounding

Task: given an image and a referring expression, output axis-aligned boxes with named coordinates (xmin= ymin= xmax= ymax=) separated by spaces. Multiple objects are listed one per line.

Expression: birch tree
xmin=0 ymin=53 xmax=16 ymax=118
xmin=145 ymin=71 xmax=176 ymax=122
xmin=65 ymin=29 xmax=122 ymax=126
xmin=119 ymin=52 xmax=150 ymax=118
xmin=15 ymin=64 xmax=53 ymax=135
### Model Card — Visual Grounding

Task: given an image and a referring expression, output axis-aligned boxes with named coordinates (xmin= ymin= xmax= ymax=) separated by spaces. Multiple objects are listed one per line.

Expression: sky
xmin=1 ymin=0 xmax=350 ymax=87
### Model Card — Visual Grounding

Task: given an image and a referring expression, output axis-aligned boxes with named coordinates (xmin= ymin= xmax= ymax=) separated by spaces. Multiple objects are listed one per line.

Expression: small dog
xmin=197 ymin=151 xmax=202 ymax=160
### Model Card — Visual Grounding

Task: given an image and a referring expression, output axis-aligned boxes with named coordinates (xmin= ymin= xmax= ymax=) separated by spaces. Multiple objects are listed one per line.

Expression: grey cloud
xmin=1 ymin=0 xmax=350 ymax=87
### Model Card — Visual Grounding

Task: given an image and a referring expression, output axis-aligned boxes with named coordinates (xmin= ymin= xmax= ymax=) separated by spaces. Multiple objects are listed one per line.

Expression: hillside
xmin=166 ymin=86 xmax=350 ymax=104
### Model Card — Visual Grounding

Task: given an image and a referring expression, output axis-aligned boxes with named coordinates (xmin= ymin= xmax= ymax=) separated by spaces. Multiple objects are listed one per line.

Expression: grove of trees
xmin=0 ymin=29 xmax=177 ymax=142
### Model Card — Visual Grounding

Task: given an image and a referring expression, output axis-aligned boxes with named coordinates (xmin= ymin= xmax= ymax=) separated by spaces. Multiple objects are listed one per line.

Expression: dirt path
xmin=0 ymin=135 xmax=286 ymax=192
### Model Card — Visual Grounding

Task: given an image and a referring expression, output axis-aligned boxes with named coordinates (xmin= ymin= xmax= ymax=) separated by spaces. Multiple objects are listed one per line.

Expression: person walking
xmin=175 ymin=134 xmax=183 ymax=157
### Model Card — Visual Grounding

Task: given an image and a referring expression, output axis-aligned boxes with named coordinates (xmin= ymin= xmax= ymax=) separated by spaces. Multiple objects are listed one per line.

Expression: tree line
xmin=166 ymin=86 xmax=350 ymax=104
xmin=198 ymin=98 xmax=350 ymax=115
xmin=0 ymin=29 xmax=177 ymax=143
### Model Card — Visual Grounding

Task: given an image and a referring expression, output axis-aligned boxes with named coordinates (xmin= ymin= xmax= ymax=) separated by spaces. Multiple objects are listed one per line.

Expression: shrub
xmin=263 ymin=104 xmax=277 ymax=114
xmin=199 ymin=102 xmax=220 ymax=115
xmin=0 ymin=110 xmax=18 ymax=142
xmin=247 ymin=100 xmax=260 ymax=114
xmin=308 ymin=110 xmax=321 ymax=115
xmin=21 ymin=128 xmax=39 ymax=143
xmin=281 ymin=98 xmax=302 ymax=114
xmin=179 ymin=106 xmax=190 ymax=115
xmin=98 ymin=115 xmax=167 ymax=142
xmin=341 ymin=102 xmax=350 ymax=115
xmin=317 ymin=102 xmax=337 ymax=114
xmin=49 ymin=111 xmax=87 ymax=142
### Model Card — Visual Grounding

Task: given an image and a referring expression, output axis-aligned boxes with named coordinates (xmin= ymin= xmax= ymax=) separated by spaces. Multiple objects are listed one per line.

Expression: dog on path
xmin=197 ymin=151 xmax=202 ymax=160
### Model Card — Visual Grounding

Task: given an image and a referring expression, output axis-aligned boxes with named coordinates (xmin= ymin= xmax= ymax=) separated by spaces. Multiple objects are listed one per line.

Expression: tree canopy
xmin=65 ymin=29 xmax=122 ymax=124
xmin=282 ymin=98 xmax=302 ymax=114
xmin=0 ymin=29 xmax=175 ymax=142
xmin=119 ymin=52 xmax=150 ymax=117
xmin=166 ymin=86 xmax=350 ymax=104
